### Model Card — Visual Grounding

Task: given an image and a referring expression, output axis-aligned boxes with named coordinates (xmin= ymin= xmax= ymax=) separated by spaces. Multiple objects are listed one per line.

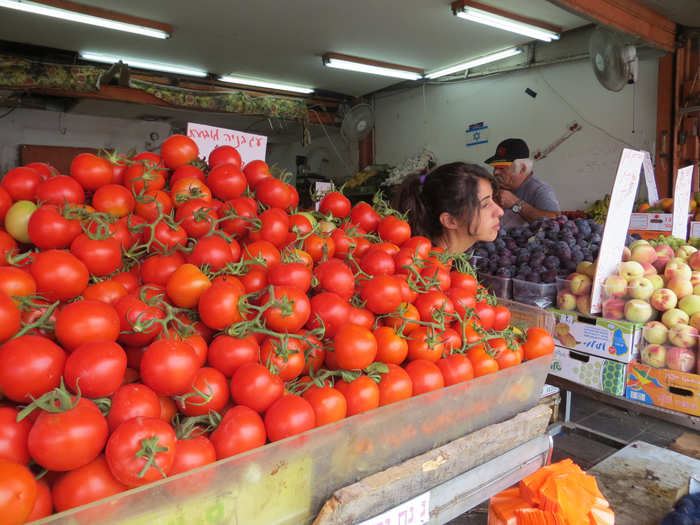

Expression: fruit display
xmin=0 ymin=135 xmax=555 ymax=522
xmin=635 ymin=192 xmax=700 ymax=220
xmin=585 ymin=194 xmax=610 ymax=224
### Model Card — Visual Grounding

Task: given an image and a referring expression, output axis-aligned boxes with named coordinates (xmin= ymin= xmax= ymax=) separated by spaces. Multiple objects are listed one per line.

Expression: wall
xmin=373 ymin=57 xmax=659 ymax=210
xmin=0 ymin=108 xmax=173 ymax=173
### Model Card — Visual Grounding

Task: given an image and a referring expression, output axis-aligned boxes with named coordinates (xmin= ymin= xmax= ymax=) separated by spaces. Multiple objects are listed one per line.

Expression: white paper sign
xmin=671 ymin=165 xmax=695 ymax=240
xmin=357 ymin=491 xmax=430 ymax=525
xmin=641 ymin=150 xmax=659 ymax=207
xmin=186 ymin=122 xmax=267 ymax=166
xmin=590 ymin=149 xmax=644 ymax=313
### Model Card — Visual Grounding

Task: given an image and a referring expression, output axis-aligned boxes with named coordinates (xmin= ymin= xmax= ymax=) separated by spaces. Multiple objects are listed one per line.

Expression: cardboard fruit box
xmin=625 ymin=360 xmax=700 ymax=416
xmin=549 ymin=308 xmax=642 ymax=364
xmin=549 ymin=346 xmax=629 ymax=396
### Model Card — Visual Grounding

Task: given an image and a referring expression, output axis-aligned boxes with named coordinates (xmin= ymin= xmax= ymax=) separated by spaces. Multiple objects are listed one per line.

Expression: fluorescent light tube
xmin=457 ymin=8 xmax=559 ymax=42
xmin=0 ymin=0 xmax=170 ymax=39
xmin=426 ymin=47 xmax=522 ymax=79
xmin=81 ymin=52 xmax=207 ymax=77
xmin=324 ymin=57 xmax=422 ymax=81
xmin=219 ymin=76 xmax=313 ymax=94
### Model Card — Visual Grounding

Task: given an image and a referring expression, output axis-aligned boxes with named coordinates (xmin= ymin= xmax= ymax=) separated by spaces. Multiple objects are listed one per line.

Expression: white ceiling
xmin=0 ymin=0 xmax=592 ymax=97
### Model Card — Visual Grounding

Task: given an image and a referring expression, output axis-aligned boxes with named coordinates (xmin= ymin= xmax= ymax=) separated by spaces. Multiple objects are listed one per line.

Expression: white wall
xmin=373 ymin=57 xmax=659 ymax=210
xmin=0 ymin=108 xmax=173 ymax=174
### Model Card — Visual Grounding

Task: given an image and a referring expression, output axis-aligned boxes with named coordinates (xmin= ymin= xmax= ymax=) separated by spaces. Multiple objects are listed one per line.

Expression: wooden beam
xmin=655 ymin=53 xmax=673 ymax=198
xmin=549 ymin=0 xmax=676 ymax=52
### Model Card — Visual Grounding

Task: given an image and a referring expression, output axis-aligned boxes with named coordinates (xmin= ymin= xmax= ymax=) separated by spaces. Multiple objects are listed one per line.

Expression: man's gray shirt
xmin=501 ymin=175 xmax=560 ymax=229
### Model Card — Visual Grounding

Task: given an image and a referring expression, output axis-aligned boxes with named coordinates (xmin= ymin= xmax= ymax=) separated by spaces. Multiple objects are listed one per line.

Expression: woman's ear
xmin=439 ymin=212 xmax=459 ymax=230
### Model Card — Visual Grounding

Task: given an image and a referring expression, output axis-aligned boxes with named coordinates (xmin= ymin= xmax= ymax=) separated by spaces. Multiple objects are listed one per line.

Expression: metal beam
xmin=549 ymin=0 xmax=676 ymax=52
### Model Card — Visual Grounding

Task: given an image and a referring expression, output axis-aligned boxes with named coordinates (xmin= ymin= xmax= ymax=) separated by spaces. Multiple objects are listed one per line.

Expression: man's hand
xmin=498 ymin=189 xmax=519 ymax=209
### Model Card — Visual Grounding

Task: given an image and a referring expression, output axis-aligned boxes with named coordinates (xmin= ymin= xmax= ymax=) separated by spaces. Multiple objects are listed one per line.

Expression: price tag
xmin=186 ymin=122 xmax=267 ymax=166
xmin=357 ymin=491 xmax=430 ymax=525
xmin=672 ymin=165 xmax=695 ymax=240
xmin=641 ymin=151 xmax=659 ymax=207
xmin=591 ymin=149 xmax=644 ymax=313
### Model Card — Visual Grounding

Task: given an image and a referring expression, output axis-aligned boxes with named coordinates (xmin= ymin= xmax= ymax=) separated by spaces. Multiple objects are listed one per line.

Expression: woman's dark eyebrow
xmin=479 ymin=194 xmax=492 ymax=202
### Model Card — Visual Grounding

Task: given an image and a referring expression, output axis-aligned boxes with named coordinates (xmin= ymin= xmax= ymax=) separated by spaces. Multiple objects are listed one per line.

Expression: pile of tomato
xmin=0 ymin=134 xmax=554 ymax=524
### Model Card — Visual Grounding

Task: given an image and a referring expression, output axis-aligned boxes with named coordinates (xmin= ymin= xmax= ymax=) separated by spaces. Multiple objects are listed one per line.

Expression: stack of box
xmin=547 ymin=308 xmax=643 ymax=396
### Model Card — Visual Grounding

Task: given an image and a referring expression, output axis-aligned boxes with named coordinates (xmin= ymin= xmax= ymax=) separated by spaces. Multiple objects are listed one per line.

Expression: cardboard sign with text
xmin=671 ymin=165 xmax=695 ymax=240
xmin=590 ymin=148 xmax=644 ymax=313
xmin=641 ymin=150 xmax=659 ymax=207
xmin=186 ymin=122 xmax=267 ymax=166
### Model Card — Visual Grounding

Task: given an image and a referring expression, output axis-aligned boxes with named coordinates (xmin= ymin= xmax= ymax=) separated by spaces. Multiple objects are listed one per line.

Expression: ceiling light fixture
xmin=0 ymin=0 xmax=171 ymax=39
xmin=218 ymin=75 xmax=313 ymax=94
xmin=451 ymin=1 xmax=561 ymax=42
xmin=426 ymin=47 xmax=522 ymax=79
xmin=323 ymin=53 xmax=423 ymax=81
xmin=80 ymin=52 xmax=207 ymax=77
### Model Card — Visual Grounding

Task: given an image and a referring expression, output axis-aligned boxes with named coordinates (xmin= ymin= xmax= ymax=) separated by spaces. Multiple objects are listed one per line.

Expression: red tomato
xmin=0 ymin=291 xmax=20 ymax=342
xmin=268 ymin=261 xmax=312 ymax=292
xmin=303 ymin=387 xmax=347 ymax=426
xmin=360 ymin=249 xmax=396 ymax=276
xmin=30 ymin=249 xmax=89 ymax=301
xmin=522 ymin=327 xmax=555 ymax=360
xmin=220 ymin=197 xmax=258 ymax=237
xmin=373 ymin=326 xmax=409 ymax=365
xmin=160 ymin=134 xmax=198 ymax=169
xmin=64 ymin=340 xmax=127 ymax=397
xmin=24 ymin=161 xmax=57 ymax=180
xmin=333 ymin=324 xmax=377 ymax=370
xmin=0 ymin=231 xmax=17 ymax=264
xmin=210 ymin=405 xmax=266 ymax=459
xmin=378 ymin=364 xmax=413 ymax=406
xmin=176 ymin=198 xmax=218 ymax=238
xmin=140 ymin=338 xmax=199 ymax=396
xmin=169 ymin=436 xmax=216 ymax=476
xmin=198 ymin=281 xmax=242 ymax=330
xmin=28 ymin=398 xmax=108 ymax=471
xmin=0 ymin=335 xmax=65 ymax=403
xmin=176 ymin=367 xmax=229 ymax=416
xmin=313 ymin=258 xmax=355 ymax=299
xmin=0 ymin=458 xmax=37 ymax=525
xmin=243 ymin=159 xmax=271 ymax=188
xmin=35 ymin=175 xmax=85 ymax=205
xmin=264 ymin=394 xmax=315 ymax=442
xmin=404 ymin=359 xmax=445 ymax=395
xmin=208 ymin=145 xmax=242 ymax=170
xmin=92 ymin=184 xmax=135 ymax=217
xmin=492 ymin=305 xmax=512 ymax=331
xmin=243 ymin=239 xmax=281 ymax=267
xmin=27 ymin=204 xmax=82 ymax=250
xmin=359 ymin=274 xmax=402 ymax=314
xmin=70 ymin=233 xmax=122 ymax=276
xmin=259 ymin=336 xmax=305 ymax=382
xmin=335 ymin=375 xmax=380 ymax=415
xmin=383 ymin=302 xmax=421 ymax=336
xmin=70 ymin=153 xmax=113 ymax=190
xmin=166 ymin=263 xmax=211 ymax=308
xmin=350 ymin=201 xmax=381 ymax=232
xmin=206 ymin=163 xmax=246 ymax=200
xmin=306 ymin=292 xmax=351 ymax=338
xmin=54 ymin=299 xmax=120 ymax=351
xmin=450 ymin=271 xmax=478 ymax=295
xmin=260 ymin=286 xmax=311 ymax=333
xmin=52 ymin=455 xmax=127 ymax=512
xmin=230 ymin=363 xmax=284 ymax=413
xmin=114 ymin=294 xmax=164 ymax=347
xmin=377 ymin=215 xmax=411 ymax=245
xmin=436 ymin=354 xmax=474 ymax=386
xmin=2 ymin=166 xmax=41 ymax=200
xmin=446 ymin=287 xmax=477 ymax=319
xmin=0 ymin=407 xmax=31 ymax=465
xmin=171 ymin=164 xmax=205 ymax=185
xmin=105 ymin=417 xmax=176 ymax=487
xmin=0 ymin=266 xmax=36 ymax=299
xmin=303 ymin=233 xmax=335 ymax=262
xmin=413 ymin=290 xmax=455 ymax=323
xmin=25 ymin=478 xmax=51 ymax=522
xmin=474 ymin=301 xmax=496 ymax=331
xmin=107 ymin=384 xmax=161 ymax=432
xmin=207 ymin=334 xmax=259 ymax=377
xmin=406 ymin=326 xmax=444 ymax=362
xmin=319 ymin=191 xmax=351 ymax=218
xmin=248 ymin=207 xmax=290 ymax=247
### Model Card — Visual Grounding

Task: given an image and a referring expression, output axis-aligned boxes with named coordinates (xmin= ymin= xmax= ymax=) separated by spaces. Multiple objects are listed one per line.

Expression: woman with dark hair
xmin=393 ymin=162 xmax=503 ymax=253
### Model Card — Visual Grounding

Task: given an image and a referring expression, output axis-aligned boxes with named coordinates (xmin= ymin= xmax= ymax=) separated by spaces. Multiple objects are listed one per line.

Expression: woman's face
xmin=469 ymin=178 xmax=503 ymax=243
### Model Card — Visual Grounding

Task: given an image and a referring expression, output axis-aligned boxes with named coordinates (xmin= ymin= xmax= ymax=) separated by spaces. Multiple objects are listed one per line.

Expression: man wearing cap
xmin=485 ymin=138 xmax=560 ymax=229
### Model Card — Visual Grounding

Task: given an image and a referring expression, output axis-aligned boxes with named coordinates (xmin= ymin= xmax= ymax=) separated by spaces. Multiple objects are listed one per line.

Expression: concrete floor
xmin=446 ymin=389 xmax=692 ymax=524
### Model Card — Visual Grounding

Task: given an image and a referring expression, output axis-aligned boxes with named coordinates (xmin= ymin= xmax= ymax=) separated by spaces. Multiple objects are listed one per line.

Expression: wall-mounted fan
xmin=589 ymin=26 xmax=638 ymax=92
xmin=340 ymin=103 xmax=375 ymax=142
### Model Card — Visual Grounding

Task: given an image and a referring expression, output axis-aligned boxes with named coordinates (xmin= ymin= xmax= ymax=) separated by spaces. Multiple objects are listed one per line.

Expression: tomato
xmin=243 ymin=239 xmax=281 ymax=267
xmin=350 ymin=201 xmax=381 ymax=232
xmin=406 ymin=326 xmax=444 ymax=362
xmin=249 ymin=207 xmax=290 ymax=247
xmin=474 ymin=301 xmax=495 ymax=331
xmin=333 ymin=324 xmax=377 ymax=370
xmin=30 ymin=249 xmax=89 ymax=301
xmin=378 ymin=364 xmax=413 ymax=406
xmin=319 ymin=191 xmax=351 ymax=218
xmin=209 ymin=145 xmax=242 ymax=170
xmin=171 ymin=177 xmax=212 ymax=208
xmin=112 ymin=271 xmax=139 ymax=294
xmin=35 ymin=174 xmax=85 ymax=205
xmin=207 ymin=334 xmax=259 ymax=377
xmin=413 ymin=290 xmax=455 ymax=323
xmin=260 ymin=286 xmax=311 ymax=333
xmin=0 ymin=266 xmax=35 ymax=299
xmin=123 ymin=161 xmax=166 ymax=194
xmin=264 ymin=394 xmax=315 ymax=442
xmin=188 ymin=234 xmax=237 ymax=270
xmin=4 ymin=200 xmax=37 ymax=244
xmin=176 ymin=367 xmax=229 ymax=416
xmin=28 ymin=398 xmax=108 ymax=471
xmin=92 ymin=184 xmax=135 ymax=216
xmin=373 ymin=326 xmax=408 ymax=364
xmin=2 ymin=166 xmax=41 ymax=201
xmin=107 ymin=154 xmax=129 ymax=185
xmin=25 ymin=478 xmax=52 ymax=522
xmin=140 ymin=338 xmax=199 ymax=396
xmin=64 ymin=340 xmax=127 ymax=397
xmin=169 ymin=436 xmax=216 ymax=476
xmin=114 ymin=294 xmax=164 ymax=347
xmin=52 ymin=455 xmax=126 ymax=512
xmin=54 ymin=299 xmax=120 ymax=351
xmin=140 ymin=252 xmax=185 ymax=287
xmin=0 ymin=231 xmax=17 ymax=265
xmin=359 ymin=274 xmax=403 ymax=314
xmin=404 ymin=359 xmax=444 ymax=395
xmin=492 ymin=305 xmax=512 ymax=331
xmin=522 ymin=326 xmax=555 ymax=360
xmin=0 ymin=407 xmax=31 ymax=465
xmin=220 ymin=197 xmax=258 ymax=237
xmin=259 ymin=336 xmax=305 ymax=381
xmin=204 ymin=163 xmax=246 ymax=201
xmin=289 ymin=213 xmax=313 ymax=237
xmin=0 ymin=335 xmax=65 ymax=402
xmin=69 ymin=153 xmax=112 ymax=190
xmin=240 ymin=267 xmax=268 ymax=294
xmin=174 ymin=198 xmax=217 ymax=238
xmin=166 ymin=263 xmax=211 ymax=308
xmin=378 ymin=215 xmax=411 ymax=246
xmin=335 ymin=375 xmax=380 ymax=415
xmin=243 ymin=159 xmax=271 ymax=188
xmin=360 ymin=249 xmax=396 ymax=277
xmin=302 ymin=386 xmax=347 ymax=426
xmin=0 ymin=458 xmax=37 ymax=525
xmin=133 ymin=190 xmax=173 ymax=221
xmin=436 ymin=354 xmax=474 ymax=386
xmin=268 ymin=261 xmax=312 ymax=292
xmin=383 ymin=302 xmax=421 ymax=335
xmin=439 ymin=327 xmax=462 ymax=355
xmin=161 ymin=134 xmax=198 ymax=169
xmin=82 ymin=280 xmax=127 ymax=306
xmin=420 ymin=263 xmax=451 ymax=291
xmin=312 ymin=258 xmax=355 ymax=299
xmin=446 ymin=287 xmax=477 ymax=319
xmin=71 ymin=233 xmax=122 ymax=276
xmin=467 ymin=345 xmax=500 ymax=377
xmin=210 ymin=405 xmax=266 ymax=459
xmin=0 ymin=186 xmax=11 ymax=225
xmin=450 ymin=271 xmax=478 ymax=295
xmin=306 ymin=292 xmax=351 ymax=338
xmin=0 ymin=291 xmax=20 ymax=342
xmin=303 ymin=233 xmax=335 ymax=262
xmin=105 ymin=417 xmax=176 ymax=487
xmin=198 ymin=281 xmax=242 ymax=330
xmin=230 ymin=362 xmax=284 ymax=413
xmin=107 ymin=384 xmax=161 ymax=432
xmin=26 ymin=203 xmax=80 ymax=250
xmin=254 ymin=178 xmax=292 ymax=210
xmin=24 ymin=161 xmax=57 ymax=180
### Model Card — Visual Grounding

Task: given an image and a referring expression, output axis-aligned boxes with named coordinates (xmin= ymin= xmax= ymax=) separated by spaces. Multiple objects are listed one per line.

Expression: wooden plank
xmin=655 ymin=53 xmax=674 ymax=198
xmin=313 ymin=405 xmax=551 ymax=525
xmin=549 ymin=0 xmax=676 ymax=52
xmin=670 ymin=432 xmax=700 ymax=460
